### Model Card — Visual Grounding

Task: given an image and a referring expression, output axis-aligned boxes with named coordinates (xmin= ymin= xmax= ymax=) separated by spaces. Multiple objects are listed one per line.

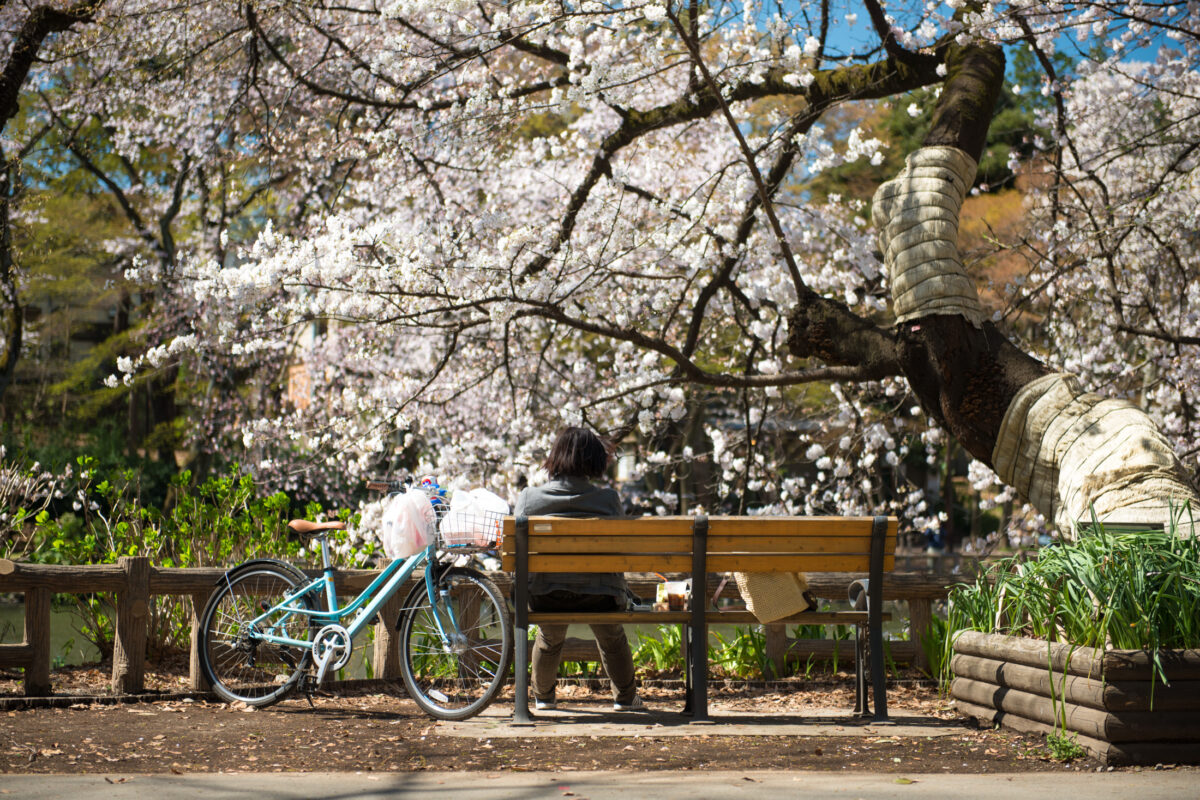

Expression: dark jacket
xmin=514 ymin=476 xmax=626 ymax=599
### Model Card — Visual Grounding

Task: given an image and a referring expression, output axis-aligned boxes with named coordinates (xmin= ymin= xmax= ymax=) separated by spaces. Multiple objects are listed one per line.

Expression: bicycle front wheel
xmin=199 ymin=560 xmax=317 ymax=707
xmin=399 ymin=567 xmax=512 ymax=720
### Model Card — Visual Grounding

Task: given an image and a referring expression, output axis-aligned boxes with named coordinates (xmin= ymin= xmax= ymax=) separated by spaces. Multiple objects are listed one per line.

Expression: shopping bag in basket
xmin=440 ymin=488 xmax=509 ymax=548
xmin=379 ymin=489 xmax=435 ymax=559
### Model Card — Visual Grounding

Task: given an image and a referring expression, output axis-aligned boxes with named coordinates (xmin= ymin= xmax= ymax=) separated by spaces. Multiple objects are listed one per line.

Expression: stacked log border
xmin=2 ymin=558 xmax=950 ymax=698
xmin=951 ymin=630 xmax=1200 ymax=765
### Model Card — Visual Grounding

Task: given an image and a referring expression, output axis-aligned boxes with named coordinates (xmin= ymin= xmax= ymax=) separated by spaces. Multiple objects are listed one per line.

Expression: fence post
xmin=111 ymin=556 xmax=150 ymax=694
xmin=189 ymin=592 xmax=211 ymax=691
xmin=908 ymin=598 xmax=933 ymax=674
xmin=764 ymin=623 xmax=788 ymax=678
xmin=25 ymin=587 xmax=52 ymax=696
xmin=372 ymin=560 xmax=402 ymax=679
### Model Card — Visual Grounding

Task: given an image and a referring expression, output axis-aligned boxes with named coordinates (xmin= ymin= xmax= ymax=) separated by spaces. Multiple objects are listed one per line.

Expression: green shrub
xmin=12 ymin=457 xmax=366 ymax=660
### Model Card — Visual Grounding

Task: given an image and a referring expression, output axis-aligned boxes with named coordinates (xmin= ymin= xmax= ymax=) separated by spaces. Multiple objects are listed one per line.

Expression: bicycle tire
xmin=199 ymin=560 xmax=318 ymax=707
xmin=398 ymin=567 xmax=513 ymax=720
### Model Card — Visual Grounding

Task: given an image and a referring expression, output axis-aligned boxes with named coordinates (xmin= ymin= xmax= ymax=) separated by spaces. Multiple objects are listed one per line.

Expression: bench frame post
xmin=685 ymin=514 xmax=710 ymax=722
xmin=868 ymin=514 xmax=888 ymax=721
xmin=512 ymin=514 xmax=534 ymax=725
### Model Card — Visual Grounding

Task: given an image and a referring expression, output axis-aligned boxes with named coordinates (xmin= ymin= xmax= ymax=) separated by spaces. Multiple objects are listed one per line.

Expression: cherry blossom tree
xmin=25 ymin=0 xmax=1199 ymax=536
xmin=0 ymin=1 xmax=101 ymax=400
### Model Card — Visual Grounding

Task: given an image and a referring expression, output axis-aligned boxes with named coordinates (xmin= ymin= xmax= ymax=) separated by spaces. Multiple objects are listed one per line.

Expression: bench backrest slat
xmin=521 ymin=553 xmax=895 ymax=573
xmin=522 ymin=534 xmax=886 ymax=554
xmin=499 ymin=516 xmax=898 ymax=574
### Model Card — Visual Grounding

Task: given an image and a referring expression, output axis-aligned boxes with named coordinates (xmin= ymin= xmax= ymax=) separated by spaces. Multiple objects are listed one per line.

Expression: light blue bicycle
xmin=197 ymin=479 xmax=512 ymax=720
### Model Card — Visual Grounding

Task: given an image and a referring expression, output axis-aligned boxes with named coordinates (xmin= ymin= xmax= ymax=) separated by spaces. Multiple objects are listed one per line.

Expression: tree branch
xmin=512 ymin=304 xmax=894 ymax=388
xmin=1114 ymin=325 xmax=1200 ymax=348
xmin=0 ymin=2 xmax=102 ymax=128
xmin=666 ymin=5 xmax=809 ymax=301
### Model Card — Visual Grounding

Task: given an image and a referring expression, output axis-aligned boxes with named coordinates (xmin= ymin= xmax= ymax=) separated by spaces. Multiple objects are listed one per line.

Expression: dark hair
xmin=543 ymin=426 xmax=612 ymax=480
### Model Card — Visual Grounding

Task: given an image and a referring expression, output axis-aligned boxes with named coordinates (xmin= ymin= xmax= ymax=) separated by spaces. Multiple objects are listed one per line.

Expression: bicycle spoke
xmin=200 ymin=564 xmax=315 ymax=706
xmin=399 ymin=569 xmax=512 ymax=720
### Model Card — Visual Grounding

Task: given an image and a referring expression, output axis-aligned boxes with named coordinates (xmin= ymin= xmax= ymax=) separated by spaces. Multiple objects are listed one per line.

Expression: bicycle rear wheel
xmin=399 ymin=567 xmax=512 ymax=720
xmin=199 ymin=560 xmax=317 ymax=707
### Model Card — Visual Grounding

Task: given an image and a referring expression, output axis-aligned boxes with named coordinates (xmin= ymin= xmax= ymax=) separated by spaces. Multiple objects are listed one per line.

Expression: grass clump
xmin=1046 ymin=733 xmax=1087 ymax=762
xmin=945 ymin=515 xmax=1200 ymax=685
xmin=634 ymin=624 xmax=684 ymax=674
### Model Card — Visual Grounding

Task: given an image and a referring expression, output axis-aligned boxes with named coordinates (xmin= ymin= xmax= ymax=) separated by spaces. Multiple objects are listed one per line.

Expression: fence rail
xmin=1 ymin=557 xmax=953 ymax=698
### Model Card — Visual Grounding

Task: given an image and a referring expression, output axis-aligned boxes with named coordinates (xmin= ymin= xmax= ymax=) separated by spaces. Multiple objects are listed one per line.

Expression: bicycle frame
xmin=239 ymin=539 xmax=462 ymax=654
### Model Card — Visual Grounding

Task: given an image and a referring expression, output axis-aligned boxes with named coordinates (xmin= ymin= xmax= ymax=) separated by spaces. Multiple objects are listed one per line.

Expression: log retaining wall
xmin=951 ymin=630 xmax=1200 ymax=765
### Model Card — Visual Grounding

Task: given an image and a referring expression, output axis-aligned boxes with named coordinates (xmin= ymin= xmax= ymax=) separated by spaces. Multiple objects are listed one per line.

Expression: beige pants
xmin=529 ymin=590 xmax=636 ymax=704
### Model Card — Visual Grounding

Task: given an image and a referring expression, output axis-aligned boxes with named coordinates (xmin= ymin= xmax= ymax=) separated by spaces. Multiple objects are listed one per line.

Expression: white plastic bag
xmin=439 ymin=488 xmax=509 ymax=548
xmin=378 ymin=489 xmax=435 ymax=559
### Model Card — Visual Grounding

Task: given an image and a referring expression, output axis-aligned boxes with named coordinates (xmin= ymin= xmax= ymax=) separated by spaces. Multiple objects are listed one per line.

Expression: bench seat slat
xmin=508 ymin=517 xmax=694 ymax=536
xmin=526 ymin=611 xmax=889 ymax=626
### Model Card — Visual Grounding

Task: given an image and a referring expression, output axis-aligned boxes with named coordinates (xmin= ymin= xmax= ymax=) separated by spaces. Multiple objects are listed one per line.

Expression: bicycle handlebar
xmin=366 ymin=479 xmax=409 ymax=493
xmin=367 ymin=476 xmax=445 ymax=495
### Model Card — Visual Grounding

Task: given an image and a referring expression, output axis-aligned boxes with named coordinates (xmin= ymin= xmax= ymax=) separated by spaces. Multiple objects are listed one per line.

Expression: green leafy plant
xmin=946 ymin=512 xmax=1200 ymax=687
xmin=801 ymin=653 xmax=817 ymax=679
xmin=0 ymin=456 xmax=60 ymax=560
xmin=1046 ymin=733 xmax=1086 ymax=762
xmin=559 ymin=659 xmax=598 ymax=677
xmin=633 ymin=624 xmax=683 ymax=674
xmin=709 ymin=626 xmax=772 ymax=679
xmin=918 ymin=611 xmax=950 ymax=683
xmin=790 ymin=622 xmax=852 ymax=675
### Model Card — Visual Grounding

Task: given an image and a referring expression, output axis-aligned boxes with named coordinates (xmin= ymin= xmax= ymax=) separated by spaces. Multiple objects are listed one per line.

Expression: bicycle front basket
xmin=438 ymin=508 xmax=505 ymax=551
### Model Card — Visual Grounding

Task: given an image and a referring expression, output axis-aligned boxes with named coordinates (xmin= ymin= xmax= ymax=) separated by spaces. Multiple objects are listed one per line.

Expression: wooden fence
xmin=0 ymin=557 xmax=953 ymax=698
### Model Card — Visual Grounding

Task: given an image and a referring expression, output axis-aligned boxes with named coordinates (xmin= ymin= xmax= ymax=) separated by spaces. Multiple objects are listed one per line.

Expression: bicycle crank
xmin=312 ymin=623 xmax=352 ymax=686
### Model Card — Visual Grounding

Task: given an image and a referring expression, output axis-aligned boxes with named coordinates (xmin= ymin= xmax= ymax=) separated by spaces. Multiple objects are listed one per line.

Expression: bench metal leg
xmin=868 ymin=516 xmax=888 ymax=722
xmin=511 ymin=515 xmax=535 ymax=726
xmin=687 ymin=515 xmax=711 ymax=723
xmin=854 ymin=623 xmax=867 ymax=717
xmin=512 ymin=626 xmax=534 ymax=726
xmin=684 ymin=623 xmax=711 ymax=722
xmin=869 ymin=619 xmax=888 ymax=721
xmin=681 ymin=623 xmax=693 ymax=716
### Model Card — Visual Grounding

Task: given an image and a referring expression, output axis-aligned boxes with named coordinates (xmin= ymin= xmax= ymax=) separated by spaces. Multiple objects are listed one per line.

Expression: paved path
xmin=5 ymin=770 xmax=1197 ymax=799
xmin=437 ymin=703 xmax=962 ymax=738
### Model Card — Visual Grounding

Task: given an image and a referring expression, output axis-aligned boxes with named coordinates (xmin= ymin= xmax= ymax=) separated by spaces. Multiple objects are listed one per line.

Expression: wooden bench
xmin=501 ymin=514 xmax=898 ymax=725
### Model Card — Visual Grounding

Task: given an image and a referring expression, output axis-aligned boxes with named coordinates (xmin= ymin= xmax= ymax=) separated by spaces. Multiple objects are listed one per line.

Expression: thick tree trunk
xmin=884 ymin=42 xmax=1197 ymax=534
xmin=792 ymin=38 xmax=1198 ymax=535
xmin=897 ymin=316 xmax=1047 ymax=463
xmin=891 ymin=41 xmax=1049 ymax=459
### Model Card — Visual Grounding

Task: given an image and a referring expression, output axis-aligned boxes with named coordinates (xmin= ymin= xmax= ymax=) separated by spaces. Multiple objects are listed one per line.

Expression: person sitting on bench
xmin=514 ymin=426 xmax=643 ymax=712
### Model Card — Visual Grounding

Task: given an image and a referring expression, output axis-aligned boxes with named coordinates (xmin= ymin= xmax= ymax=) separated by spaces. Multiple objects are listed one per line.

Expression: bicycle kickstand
xmin=299 ymin=673 xmax=318 ymax=707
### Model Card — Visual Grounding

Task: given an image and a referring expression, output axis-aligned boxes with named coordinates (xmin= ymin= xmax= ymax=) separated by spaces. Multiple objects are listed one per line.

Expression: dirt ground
xmin=2 ymin=661 xmax=1163 ymax=776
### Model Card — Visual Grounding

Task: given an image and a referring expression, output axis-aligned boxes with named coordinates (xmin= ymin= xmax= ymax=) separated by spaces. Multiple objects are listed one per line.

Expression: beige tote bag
xmin=733 ymin=572 xmax=814 ymax=623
